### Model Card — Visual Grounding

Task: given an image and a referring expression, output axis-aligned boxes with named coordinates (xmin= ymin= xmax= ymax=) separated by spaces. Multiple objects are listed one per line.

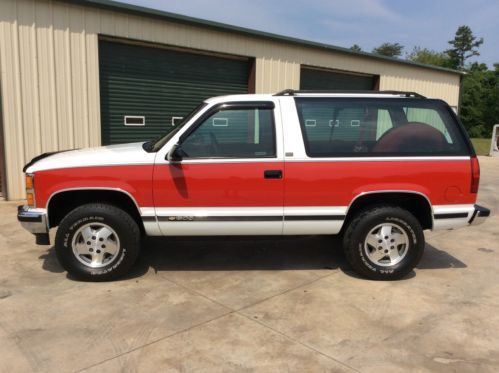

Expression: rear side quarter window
xmin=295 ymin=97 xmax=469 ymax=157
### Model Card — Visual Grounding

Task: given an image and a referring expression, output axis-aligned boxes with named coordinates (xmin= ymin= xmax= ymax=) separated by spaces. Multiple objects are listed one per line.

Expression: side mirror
xmin=166 ymin=143 xmax=182 ymax=162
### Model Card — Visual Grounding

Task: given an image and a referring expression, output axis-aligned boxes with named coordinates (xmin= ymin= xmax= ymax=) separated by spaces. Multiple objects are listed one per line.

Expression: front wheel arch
xmin=47 ymin=189 xmax=144 ymax=234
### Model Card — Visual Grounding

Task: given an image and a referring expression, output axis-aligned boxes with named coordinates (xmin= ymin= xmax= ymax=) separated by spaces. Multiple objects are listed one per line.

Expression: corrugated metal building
xmin=0 ymin=0 xmax=463 ymax=200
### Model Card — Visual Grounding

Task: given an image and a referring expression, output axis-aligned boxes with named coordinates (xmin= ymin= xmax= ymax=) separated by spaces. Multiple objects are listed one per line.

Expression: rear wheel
xmin=343 ymin=206 xmax=425 ymax=280
xmin=55 ymin=203 xmax=141 ymax=281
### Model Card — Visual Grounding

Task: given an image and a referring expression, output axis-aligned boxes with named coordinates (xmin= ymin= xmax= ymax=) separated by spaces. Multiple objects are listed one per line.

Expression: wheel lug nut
xmin=378 ymin=246 xmax=382 ymax=250
xmin=92 ymin=236 xmax=96 ymax=240
xmin=96 ymin=249 xmax=101 ymax=254
xmin=384 ymin=236 xmax=388 ymax=239
xmin=378 ymin=239 xmax=382 ymax=243
xmin=101 ymin=244 xmax=106 ymax=249
xmin=391 ymin=246 xmax=395 ymax=249
xmin=86 ymin=241 xmax=91 ymax=245
xmin=89 ymin=248 xmax=93 ymax=252
xmin=391 ymin=239 xmax=395 ymax=242
xmin=99 ymin=238 xmax=104 ymax=242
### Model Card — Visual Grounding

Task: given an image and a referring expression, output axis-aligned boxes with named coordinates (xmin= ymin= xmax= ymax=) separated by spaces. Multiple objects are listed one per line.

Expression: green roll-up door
xmin=300 ymin=67 xmax=376 ymax=90
xmin=99 ymin=40 xmax=249 ymax=145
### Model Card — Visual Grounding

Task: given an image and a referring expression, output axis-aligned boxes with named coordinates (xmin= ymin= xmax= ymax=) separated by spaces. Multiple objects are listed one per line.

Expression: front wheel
xmin=55 ymin=203 xmax=141 ymax=281
xmin=342 ymin=206 xmax=425 ymax=280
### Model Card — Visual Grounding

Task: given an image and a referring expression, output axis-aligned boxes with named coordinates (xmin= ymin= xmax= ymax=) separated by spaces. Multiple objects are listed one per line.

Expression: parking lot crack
xmin=76 ymin=310 xmax=235 ymax=373
xmin=236 ymin=271 xmax=338 ymax=313
xmin=238 ymin=311 xmax=361 ymax=373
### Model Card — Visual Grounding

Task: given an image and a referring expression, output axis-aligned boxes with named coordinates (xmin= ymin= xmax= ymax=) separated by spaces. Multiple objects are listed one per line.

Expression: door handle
xmin=264 ymin=170 xmax=283 ymax=179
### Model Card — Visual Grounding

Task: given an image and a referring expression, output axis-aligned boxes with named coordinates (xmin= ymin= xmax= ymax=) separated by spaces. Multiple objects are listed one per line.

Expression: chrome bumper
xmin=469 ymin=204 xmax=491 ymax=226
xmin=17 ymin=205 xmax=49 ymax=234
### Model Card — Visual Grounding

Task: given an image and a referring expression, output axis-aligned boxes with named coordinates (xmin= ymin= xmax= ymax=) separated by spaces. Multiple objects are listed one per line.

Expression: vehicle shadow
xmin=38 ymin=249 xmax=65 ymax=274
xmin=38 ymin=238 xmax=467 ymax=280
xmin=417 ymin=243 xmax=467 ymax=269
xmin=134 ymin=235 xmax=344 ymax=274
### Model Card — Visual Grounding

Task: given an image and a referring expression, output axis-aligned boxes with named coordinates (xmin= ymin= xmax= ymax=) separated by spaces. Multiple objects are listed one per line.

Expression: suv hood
xmin=25 ymin=142 xmax=156 ymax=173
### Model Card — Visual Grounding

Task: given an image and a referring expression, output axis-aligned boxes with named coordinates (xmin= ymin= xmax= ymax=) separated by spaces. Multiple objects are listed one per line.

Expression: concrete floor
xmin=1 ymin=156 xmax=498 ymax=372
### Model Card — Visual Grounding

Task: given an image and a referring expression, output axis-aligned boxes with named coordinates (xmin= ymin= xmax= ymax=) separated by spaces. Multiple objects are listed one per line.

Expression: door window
xmin=181 ymin=108 xmax=276 ymax=158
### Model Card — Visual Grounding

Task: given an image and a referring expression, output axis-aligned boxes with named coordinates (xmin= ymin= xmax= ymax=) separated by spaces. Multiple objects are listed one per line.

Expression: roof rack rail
xmin=380 ymin=91 xmax=426 ymax=98
xmin=273 ymin=89 xmax=426 ymax=98
xmin=273 ymin=89 xmax=296 ymax=96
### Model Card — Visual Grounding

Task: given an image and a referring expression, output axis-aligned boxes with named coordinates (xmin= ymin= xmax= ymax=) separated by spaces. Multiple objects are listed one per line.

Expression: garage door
xmin=300 ymin=67 xmax=376 ymax=91
xmin=99 ymin=40 xmax=250 ymax=145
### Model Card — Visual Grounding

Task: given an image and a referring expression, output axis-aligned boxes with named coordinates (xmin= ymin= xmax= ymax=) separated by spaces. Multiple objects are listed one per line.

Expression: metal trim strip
xmin=152 ymin=215 xmax=347 ymax=222
xmin=284 ymin=215 xmax=345 ymax=221
xmin=434 ymin=212 xmax=469 ymax=219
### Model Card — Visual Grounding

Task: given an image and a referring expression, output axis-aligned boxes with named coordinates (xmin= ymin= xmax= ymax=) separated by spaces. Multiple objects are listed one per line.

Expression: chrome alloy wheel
xmin=364 ymin=223 xmax=409 ymax=267
xmin=71 ymin=223 xmax=120 ymax=268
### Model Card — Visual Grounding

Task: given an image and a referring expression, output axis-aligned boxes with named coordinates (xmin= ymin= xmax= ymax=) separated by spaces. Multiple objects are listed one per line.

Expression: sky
xmin=117 ymin=0 xmax=499 ymax=68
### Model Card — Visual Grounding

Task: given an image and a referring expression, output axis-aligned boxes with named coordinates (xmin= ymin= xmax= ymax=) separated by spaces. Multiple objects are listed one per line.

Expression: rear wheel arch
xmin=47 ymin=189 xmax=145 ymax=234
xmin=344 ymin=191 xmax=433 ymax=231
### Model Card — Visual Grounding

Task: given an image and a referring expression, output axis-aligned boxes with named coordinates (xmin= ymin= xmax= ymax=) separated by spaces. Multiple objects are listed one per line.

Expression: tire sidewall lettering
xmin=386 ymin=216 xmax=417 ymax=244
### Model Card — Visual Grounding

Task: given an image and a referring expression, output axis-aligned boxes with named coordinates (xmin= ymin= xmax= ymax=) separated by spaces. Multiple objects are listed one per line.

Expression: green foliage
xmin=460 ymin=63 xmax=499 ymax=138
xmin=407 ymin=47 xmax=453 ymax=68
xmin=350 ymin=44 xmax=362 ymax=52
xmin=446 ymin=25 xmax=484 ymax=70
xmin=372 ymin=42 xmax=404 ymax=57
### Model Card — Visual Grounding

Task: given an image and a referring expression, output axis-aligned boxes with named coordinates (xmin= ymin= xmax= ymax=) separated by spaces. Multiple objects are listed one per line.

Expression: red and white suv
xmin=18 ymin=90 xmax=490 ymax=281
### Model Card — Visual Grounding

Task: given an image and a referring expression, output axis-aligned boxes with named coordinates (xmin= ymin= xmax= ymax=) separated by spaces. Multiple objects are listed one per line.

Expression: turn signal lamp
xmin=25 ymin=174 xmax=34 ymax=189
xmin=25 ymin=174 xmax=35 ymax=207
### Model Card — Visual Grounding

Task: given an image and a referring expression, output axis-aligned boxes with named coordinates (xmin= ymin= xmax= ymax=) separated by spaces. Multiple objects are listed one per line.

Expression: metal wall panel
xmin=0 ymin=0 xmax=461 ymax=199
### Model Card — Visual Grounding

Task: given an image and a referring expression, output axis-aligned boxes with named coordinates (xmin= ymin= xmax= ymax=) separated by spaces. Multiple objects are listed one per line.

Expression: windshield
xmin=143 ymin=103 xmax=208 ymax=152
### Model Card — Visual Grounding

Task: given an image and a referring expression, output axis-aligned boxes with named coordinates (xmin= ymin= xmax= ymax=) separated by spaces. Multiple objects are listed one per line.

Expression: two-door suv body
xmin=18 ymin=90 xmax=490 ymax=280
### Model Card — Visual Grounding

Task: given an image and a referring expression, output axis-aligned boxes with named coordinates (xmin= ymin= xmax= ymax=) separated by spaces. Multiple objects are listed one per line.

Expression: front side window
xmin=180 ymin=107 xmax=276 ymax=158
xmin=295 ymin=98 xmax=468 ymax=157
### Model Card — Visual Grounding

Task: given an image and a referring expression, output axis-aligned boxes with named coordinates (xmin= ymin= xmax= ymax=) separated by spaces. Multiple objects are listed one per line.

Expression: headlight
xmin=25 ymin=174 xmax=35 ymax=207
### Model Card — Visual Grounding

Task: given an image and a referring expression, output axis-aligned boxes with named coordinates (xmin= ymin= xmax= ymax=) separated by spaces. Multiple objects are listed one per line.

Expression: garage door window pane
xmin=181 ymin=108 xmax=276 ymax=158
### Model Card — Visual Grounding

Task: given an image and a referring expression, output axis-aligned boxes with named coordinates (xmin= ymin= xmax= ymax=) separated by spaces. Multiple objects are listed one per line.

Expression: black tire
xmin=342 ymin=206 xmax=425 ymax=280
xmin=55 ymin=203 xmax=141 ymax=281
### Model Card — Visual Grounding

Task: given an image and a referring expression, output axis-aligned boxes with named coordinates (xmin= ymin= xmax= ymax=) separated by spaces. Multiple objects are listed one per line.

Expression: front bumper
xmin=17 ymin=205 xmax=49 ymax=234
xmin=469 ymin=204 xmax=491 ymax=226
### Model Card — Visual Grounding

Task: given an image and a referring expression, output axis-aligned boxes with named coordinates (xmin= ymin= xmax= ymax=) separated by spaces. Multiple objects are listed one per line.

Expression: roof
xmin=67 ymin=0 xmax=463 ymax=76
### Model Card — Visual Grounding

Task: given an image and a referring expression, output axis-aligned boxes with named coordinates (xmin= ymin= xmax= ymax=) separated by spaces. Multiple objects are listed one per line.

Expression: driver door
xmin=152 ymin=101 xmax=284 ymax=235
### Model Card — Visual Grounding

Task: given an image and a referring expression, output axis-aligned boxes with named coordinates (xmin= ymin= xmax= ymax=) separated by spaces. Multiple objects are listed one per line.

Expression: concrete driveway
xmin=1 ymin=156 xmax=498 ymax=372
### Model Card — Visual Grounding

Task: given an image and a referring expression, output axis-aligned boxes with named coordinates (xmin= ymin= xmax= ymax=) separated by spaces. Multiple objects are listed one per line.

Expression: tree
xmin=372 ymin=42 xmax=404 ymax=57
xmin=407 ymin=46 xmax=452 ymax=68
xmin=481 ymin=63 xmax=499 ymax=135
xmin=460 ymin=63 xmax=488 ymax=137
xmin=350 ymin=44 xmax=362 ymax=52
xmin=460 ymin=62 xmax=499 ymax=138
xmin=446 ymin=25 xmax=483 ymax=70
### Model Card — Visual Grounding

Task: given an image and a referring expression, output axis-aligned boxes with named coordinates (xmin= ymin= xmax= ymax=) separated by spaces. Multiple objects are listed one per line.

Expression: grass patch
xmin=471 ymin=138 xmax=491 ymax=156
